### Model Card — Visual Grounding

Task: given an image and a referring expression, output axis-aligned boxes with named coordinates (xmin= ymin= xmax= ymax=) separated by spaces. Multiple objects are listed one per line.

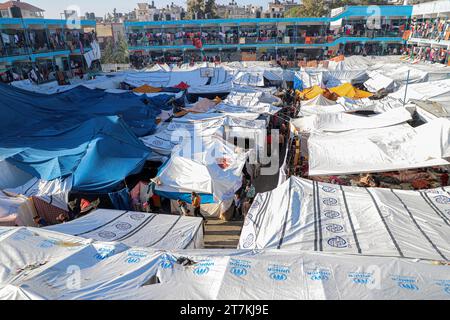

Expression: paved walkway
xmin=203 ymin=143 xmax=287 ymax=249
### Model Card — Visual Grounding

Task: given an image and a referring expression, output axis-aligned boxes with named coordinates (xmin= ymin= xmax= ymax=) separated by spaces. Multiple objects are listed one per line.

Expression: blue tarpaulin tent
xmin=0 ymin=84 xmax=158 ymax=192
xmin=293 ymin=73 xmax=304 ymax=91
xmin=0 ymin=116 xmax=150 ymax=192
xmin=0 ymin=84 xmax=174 ymax=137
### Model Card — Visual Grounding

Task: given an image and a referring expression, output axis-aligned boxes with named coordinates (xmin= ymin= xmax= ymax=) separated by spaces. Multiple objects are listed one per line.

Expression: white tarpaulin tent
xmin=390 ymin=79 xmax=450 ymax=104
xmin=299 ymin=96 xmax=374 ymax=117
xmin=239 ymin=177 xmax=450 ymax=262
xmin=297 ymin=69 xmax=324 ymax=88
xmin=116 ymin=250 xmax=450 ymax=300
xmin=11 ymin=75 xmax=124 ymax=95
xmin=154 ymin=136 xmax=248 ymax=202
xmin=3 ymin=177 xmax=72 ymax=211
xmin=46 ymin=209 xmax=203 ymax=249
xmin=323 ymin=70 xmax=368 ymax=87
xmin=123 ymin=69 xmax=215 ymax=88
xmin=292 ymin=107 xmax=412 ymax=133
xmin=1 ymin=228 xmax=449 ymax=300
xmin=364 ymin=70 xmax=397 ymax=92
xmin=140 ymin=115 xmax=225 ymax=155
xmin=307 ymin=119 xmax=450 ymax=176
xmin=0 ymin=192 xmax=35 ymax=227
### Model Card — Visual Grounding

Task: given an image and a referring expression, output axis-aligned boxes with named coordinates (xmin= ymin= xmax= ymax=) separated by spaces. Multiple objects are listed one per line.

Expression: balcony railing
xmin=0 ymin=28 xmax=95 ymax=58
xmin=127 ymin=29 xmax=405 ymax=48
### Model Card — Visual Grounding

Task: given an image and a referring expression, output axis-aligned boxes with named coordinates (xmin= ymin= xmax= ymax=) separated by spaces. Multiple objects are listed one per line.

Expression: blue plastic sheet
xmin=109 ymin=188 xmax=132 ymax=210
xmin=1 ymin=116 xmax=150 ymax=192
xmin=0 ymin=84 xmax=157 ymax=192
xmin=0 ymin=84 xmax=174 ymax=137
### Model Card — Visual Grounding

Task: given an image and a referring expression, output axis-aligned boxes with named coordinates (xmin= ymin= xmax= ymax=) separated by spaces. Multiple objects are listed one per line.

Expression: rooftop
xmin=0 ymin=1 xmax=44 ymax=12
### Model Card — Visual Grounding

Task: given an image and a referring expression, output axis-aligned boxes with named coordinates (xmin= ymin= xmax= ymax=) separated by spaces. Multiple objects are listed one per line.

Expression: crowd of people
xmin=402 ymin=45 xmax=449 ymax=64
xmin=0 ymin=29 xmax=97 ymax=57
xmin=127 ymin=22 xmax=409 ymax=49
xmin=128 ymin=29 xmax=287 ymax=47
xmin=409 ymin=18 xmax=450 ymax=42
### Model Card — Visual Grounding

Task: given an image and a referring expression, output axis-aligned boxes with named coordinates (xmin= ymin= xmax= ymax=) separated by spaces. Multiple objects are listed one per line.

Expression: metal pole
xmin=403 ymin=69 xmax=410 ymax=106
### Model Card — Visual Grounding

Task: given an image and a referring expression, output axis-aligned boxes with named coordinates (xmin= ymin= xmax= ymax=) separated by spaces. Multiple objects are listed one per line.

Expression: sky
xmin=29 ymin=0 xmax=275 ymax=19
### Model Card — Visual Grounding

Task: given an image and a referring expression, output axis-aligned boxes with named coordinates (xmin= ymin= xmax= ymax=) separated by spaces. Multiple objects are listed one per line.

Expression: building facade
xmin=0 ymin=18 xmax=97 ymax=82
xmin=96 ymin=22 xmax=125 ymax=50
xmin=0 ymin=1 xmax=44 ymax=19
xmin=135 ymin=2 xmax=185 ymax=22
xmin=404 ymin=0 xmax=450 ymax=64
xmin=264 ymin=0 xmax=300 ymax=19
xmin=125 ymin=5 xmax=412 ymax=65
xmin=217 ymin=1 xmax=263 ymax=19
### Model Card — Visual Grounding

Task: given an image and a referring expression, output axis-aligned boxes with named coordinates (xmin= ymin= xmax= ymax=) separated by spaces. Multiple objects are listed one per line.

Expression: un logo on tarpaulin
xmin=270 ymin=273 xmax=288 ymax=281
xmin=160 ymin=260 xmax=174 ymax=269
xmin=193 ymin=266 xmax=210 ymax=276
xmin=399 ymin=282 xmax=419 ymax=291
xmin=230 ymin=267 xmax=248 ymax=277
xmin=434 ymin=195 xmax=450 ymax=205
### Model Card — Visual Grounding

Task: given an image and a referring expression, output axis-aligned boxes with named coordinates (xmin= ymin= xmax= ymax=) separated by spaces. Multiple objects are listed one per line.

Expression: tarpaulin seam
xmin=365 ymin=188 xmax=404 ymax=258
xmin=315 ymin=181 xmax=323 ymax=252
xmin=420 ymin=192 xmax=450 ymax=226
xmin=340 ymin=185 xmax=362 ymax=254
xmin=391 ymin=189 xmax=448 ymax=261
xmin=146 ymin=216 xmax=182 ymax=248
xmin=277 ymin=178 xmax=292 ymax=249
xmin=75 ymin=211 xmax=129 ymax=236
xmin=117 ymin=214 xmax=157 ymax=242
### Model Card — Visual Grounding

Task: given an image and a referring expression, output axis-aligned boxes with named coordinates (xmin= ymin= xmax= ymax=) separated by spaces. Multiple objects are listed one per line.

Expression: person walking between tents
xmin=177 ymin=199 xmax=191 ymax=217
xmin=192 ymin=192 xmax=206 ymax=222
xmin=232 ymin=192 xmax=243 ymax=221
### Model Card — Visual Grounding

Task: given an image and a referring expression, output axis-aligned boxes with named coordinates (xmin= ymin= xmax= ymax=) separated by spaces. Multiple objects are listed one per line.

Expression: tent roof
xmin=155 ymin=136 xmax=248 ymax=201
xmin=302 ymin=94 xmax=338 ymax=107
xmin=133 ymin=84 xmax=162 ymax=93
xmin=1 ymin=228 xmax=449 ymax=300
xmin=330 ymin=83 xmax=373 ymax=99
xmin=308 ymin=119 xmax=450 ymax=176
xmin=46 ymin=209 xmax=203 ymax=249
xmin=239 ymin=177 xmax=450 ymax=261
xmin=292 ymin=107 xmax=412 ymax=133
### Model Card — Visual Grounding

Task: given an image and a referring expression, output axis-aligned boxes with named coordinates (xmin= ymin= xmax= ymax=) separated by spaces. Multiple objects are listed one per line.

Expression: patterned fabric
xmin=32 ymin=197 xmax=69 ymax=225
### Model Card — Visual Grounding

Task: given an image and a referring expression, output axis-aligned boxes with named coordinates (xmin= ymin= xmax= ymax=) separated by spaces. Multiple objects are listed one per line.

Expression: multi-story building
xmin=96 ymin=22 xmax=125 ymax=50
xmin=0 ymin=17 xmax=97 ymax=81
xmin=217 ymin=1 xmax=263 ymax=19
xmin=125 ymin=5 xmax=412 ymax=64
xmin=0 ymin=0 xmax=44 ymax=19
xmin=135 ymin=2 xmax=185 ymax=22
xmin=404 ymin=0 xmax=449 ymax=64
xmin=264 ymin=0 xmax=301 ymax=19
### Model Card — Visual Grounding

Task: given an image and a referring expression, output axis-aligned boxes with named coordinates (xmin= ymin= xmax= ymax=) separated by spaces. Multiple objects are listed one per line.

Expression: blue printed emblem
xmin=270 ymin=273 xmax=288 ymax=281
xmin=327 ymin=236 xmax=348 ymax=248
xmin=116 ymin=222 xmax=132 ymax=231
xmin=230 ymin=267 xmax=248 ymax=277
xmin=98 ymin=231 xmax=117 ymax=239
xmin=434 ymin=195 xmax=450 ymax=205
xmin=323 ymin=198 xmax=338 ymax=206
xmin=326 ymin=224 xmax=344 ymax=233
xmin=242 ymin=233 xmax=255 ymax=249
xmin=323 ymin=211 xmax=341 ymax=219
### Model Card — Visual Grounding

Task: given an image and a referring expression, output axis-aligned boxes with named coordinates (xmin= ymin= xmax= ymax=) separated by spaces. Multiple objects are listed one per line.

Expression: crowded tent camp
xmin=1 ymin=13 xmax=450 ymax=300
